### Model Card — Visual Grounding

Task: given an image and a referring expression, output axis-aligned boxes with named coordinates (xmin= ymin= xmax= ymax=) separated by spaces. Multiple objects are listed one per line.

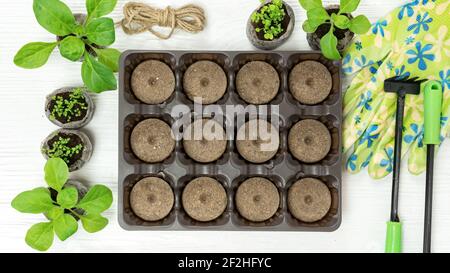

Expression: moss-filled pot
xmin=306 ymin=5 xmax=354 ymax=53
xmin=41 ymin=129 xmax=93 ymax=171
xmin=246 ymin=1 xmax=295 ymax=50
xmin=45 ymin=87 xmax=95 ymax=129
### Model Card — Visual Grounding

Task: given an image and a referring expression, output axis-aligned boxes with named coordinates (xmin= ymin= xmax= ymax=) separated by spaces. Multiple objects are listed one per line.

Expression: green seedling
xmin=251 ymin=0 xmax=286 ymax=40
xmin=299 ymin=0 xmax=371 ymax=60
xmin=50 ymin=88 xmax=88 ymax=123
xmin=14 ymin=0 xmax=120 ymax=93
xmin=11 ymin=158 xmax=113 ymax=251
xmin=43 ymin=136 xmax=84 ymax=165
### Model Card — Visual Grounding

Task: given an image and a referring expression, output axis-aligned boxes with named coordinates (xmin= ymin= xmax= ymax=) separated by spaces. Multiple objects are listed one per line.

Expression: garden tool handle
xmin=386 ymin=221 xmax=402 ymax=253
xmin=423 ymin=146 xmax=434 ymax=253
xmin=390 ymin=93 xmax=405 ymax=222
xmin=423 ymin=81 xmax=443 ymax=253
xmin=424 ymin=81 xmax=442 ymax=145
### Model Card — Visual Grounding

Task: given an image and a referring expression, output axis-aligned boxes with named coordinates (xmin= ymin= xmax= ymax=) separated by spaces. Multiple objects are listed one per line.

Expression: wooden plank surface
xmin=1 ymin=0 xmax=449 ymax=253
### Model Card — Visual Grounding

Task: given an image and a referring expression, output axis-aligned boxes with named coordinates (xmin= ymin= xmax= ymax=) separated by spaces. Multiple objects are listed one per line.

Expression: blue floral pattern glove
xmin=342 ymin=0 xmax=450 ymax=179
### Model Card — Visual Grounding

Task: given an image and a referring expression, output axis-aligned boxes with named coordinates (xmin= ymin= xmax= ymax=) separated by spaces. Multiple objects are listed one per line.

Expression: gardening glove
xmin=342 ymin=0 xmax=450 ymax=179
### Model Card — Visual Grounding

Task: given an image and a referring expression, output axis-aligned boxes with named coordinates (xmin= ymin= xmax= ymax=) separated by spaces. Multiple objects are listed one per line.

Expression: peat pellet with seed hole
xmin=236 ymin=119 xmax=279 ymax=163
xmin=183 ymin=119 xmax=227 ymax=163
xmin=235 ymin=177 xmax=280 ymax=222
xmin=288 ymin=119 xmax=331 ymax=163
xmin=130 ymin=177 xmax=174 ymax=221
xmin=130 ymin=118 xmax=175 ymax=163
xmin=131 ymin=60 xmax=175 ymax=104
xmin=289 ymin=61 xmax=332 ymax=105
xmin=182 ymin=177 xmax=227 ymax=222
xmin=183 ymin=61 xmax=227 ymax=104
xmin=288 ymin=178 xmax=331 ymax=223
xmin=236 ymin=61 xmax=280 ymax=104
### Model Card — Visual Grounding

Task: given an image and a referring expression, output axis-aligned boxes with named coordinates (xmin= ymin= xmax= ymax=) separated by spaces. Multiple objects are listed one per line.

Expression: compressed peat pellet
xmin=236 ymin=61 xmax=280 ymax=104
xmin=235 ymin=177 xmax=280 ymax=222
xmin=289 ymin=61 xmax=332 ymax=105
xmin=183 ymin=60 xmax=227 ymax=104
xmin=236 ymin=119 xmax=279 ymax=163
xmin=288 ymin=178 xmax=332 ymax=223
xmin=288 ymin=119 xmax=331 ymax=163
xmin=130 ymin=177 xmax=174 ymax=221
xmin=130 ymin=118 xmax=175 ymax=163
xmin=131 ymin=60 xmax=175 ymax=104
xmin=183 ymin=119 xmax=227 ymax=163
xmin=182 ymin=177 xmax=228 ymax=222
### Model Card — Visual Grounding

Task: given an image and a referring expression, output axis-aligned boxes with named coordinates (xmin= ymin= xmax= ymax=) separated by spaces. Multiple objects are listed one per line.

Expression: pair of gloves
xmin=343 ymin=0 xmax=450 ymax=179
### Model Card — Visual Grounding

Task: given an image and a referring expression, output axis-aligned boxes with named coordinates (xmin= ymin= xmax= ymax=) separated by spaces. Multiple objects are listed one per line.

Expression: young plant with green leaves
xmin=11 ymin=158 xmax=113 ymax=251
xmin=251 ymin=0 xmax=286 ymax=40
xmin=299 ymin=0 xmax=371 ymax=60
xmin=14 ymin=0 xmax=120 ymax=93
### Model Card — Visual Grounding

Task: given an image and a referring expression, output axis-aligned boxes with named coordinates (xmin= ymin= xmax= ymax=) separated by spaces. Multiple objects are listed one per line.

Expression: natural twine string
xmin=118 ymin=2 xmax=206 ymax=39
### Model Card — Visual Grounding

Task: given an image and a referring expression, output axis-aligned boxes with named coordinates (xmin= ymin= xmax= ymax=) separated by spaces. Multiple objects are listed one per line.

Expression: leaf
xmin=77 ymin=185 xmax=113 ymax=214
xmin=334 ymin=14 xmax=351 ymax=29
xmin=307 ymin=8 xmax=329 ymax=28
xmin=25 ymin=222 xmax=54 ymax=251
xmin=46 ymin=206 xmax=64 ymax=220
xmin=95 ymin=48 xmax=121 ymax=72
xmin=57 ymin=187 xmax=79 ymax=208
xmin=85 ymin=17 xmax=115 ymax=47
xmin=302 ymin=20 xmax=318 ymax=33
xmin=320 ymin=27 xmax=341 ymax=60
xmin=298 ymin=0 xmax=323 ymax=10
xmin=44 ymin=158 xmax=69 ymax=192
xmin=53 ymin=214 xmax=78 ymax=241
xmin=80 ymin=213 xmax=108 ymax=233
xmin=349 ymin=15 xmax=371 ymax=34
xmin=82 ymin=53 xmax=117 ymax=93
xmin=11 ymin=187 xmax=54 ymax=214
xmin=33 ymin=0 xmax=76 ymax=36
xmin=59 ymin=36 xmax=85 ymax=62
xmin=86 ymin=0 xmax=118 ymax=19
xmin=14 ymin=42 xmax=57 ymax=69
xmin=340 ymin=0 xmax=360 ymax=13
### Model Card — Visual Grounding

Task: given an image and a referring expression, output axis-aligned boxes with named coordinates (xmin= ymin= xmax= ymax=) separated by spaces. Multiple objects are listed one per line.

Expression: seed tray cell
xmin=119 ymin=51 xmax=342 ymax=231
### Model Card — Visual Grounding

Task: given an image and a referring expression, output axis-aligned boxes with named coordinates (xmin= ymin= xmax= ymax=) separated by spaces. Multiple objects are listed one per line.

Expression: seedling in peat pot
xmin=13 ymin=0 xmax=120 ymax=93
xmin=299 ymin=0 xmax=371 ymax=60
xmin=11 ymin=158 xmax=113 ymax=251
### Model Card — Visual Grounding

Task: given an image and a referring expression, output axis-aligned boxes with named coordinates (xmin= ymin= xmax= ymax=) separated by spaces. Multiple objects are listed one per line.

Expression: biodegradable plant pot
xmin=306 ymin=5 xmax=354 ymax=53
xmin=47 ymin=180 xmax=89 ymax=220
xmin=246 ymin=1 xmax=295 ymax=50
xmin=45 ymin=87 xmax=95 ymax=129
xmin=41 ymin=129 xmax=93 ymax=172
xmin=56 ymin=13 xmax=102 ymax=60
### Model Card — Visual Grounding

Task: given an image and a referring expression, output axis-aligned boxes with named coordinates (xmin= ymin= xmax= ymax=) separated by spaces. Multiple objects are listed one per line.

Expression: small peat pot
xmin=306 ymin=5 xmax=354 ymax=53
xmin=246 ymin=0 xmax=295 ymax=50
xmin=45 ymin=87 xmax=95 ymax=129
xmin=47 ymin=180 xmax=89 ymax=220
xmin=41 ymin=129 xmax=93 ymax=172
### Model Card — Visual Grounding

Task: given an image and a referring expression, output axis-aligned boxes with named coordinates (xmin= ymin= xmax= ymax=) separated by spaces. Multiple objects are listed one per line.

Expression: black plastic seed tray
xmin=118 ymin=50 xmax=342 ymax=231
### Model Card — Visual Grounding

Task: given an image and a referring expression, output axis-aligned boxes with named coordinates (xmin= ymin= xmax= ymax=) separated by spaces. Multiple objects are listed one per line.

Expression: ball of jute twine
xmin=118 ymin=2 xmax=206 ymax=39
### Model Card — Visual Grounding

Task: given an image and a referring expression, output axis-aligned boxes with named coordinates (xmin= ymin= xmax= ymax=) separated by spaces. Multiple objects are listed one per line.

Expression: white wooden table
xmin=1 ymin=0 xmax=449 ymax=253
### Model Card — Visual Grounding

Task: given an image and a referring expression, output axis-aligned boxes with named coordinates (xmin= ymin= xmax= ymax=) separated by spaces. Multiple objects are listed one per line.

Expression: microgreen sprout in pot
xmin=41 ymin=129 xmax=93 ymax=171
xmin=45 ymin=87 xmax=95 ymax=129
xmin=13 ymin=0 xmax=121 ymax=93
xmin=11 ymin=158 xmax=113 ymax=251
xmin=251 ymin=0 xmax=286 ymax=40
xmin=247 ymin=0 xmax=295 ymax=50
xmin=299 ymin=0 xmax=371 ymax=60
